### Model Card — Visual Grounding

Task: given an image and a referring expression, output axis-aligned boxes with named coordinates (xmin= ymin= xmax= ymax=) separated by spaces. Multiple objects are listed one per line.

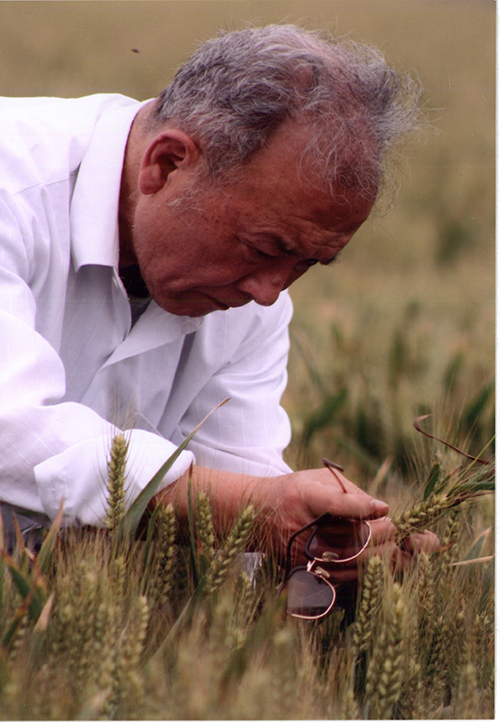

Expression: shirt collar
xmin=69 ymin=97 xmax=205 ymax=340
xmin=70 ymin=97 xmax=149 ymax=271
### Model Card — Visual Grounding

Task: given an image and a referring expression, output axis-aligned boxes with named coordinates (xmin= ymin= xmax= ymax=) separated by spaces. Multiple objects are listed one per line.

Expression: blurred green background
xmin=0 ymin=0 xmax=494 ymax=485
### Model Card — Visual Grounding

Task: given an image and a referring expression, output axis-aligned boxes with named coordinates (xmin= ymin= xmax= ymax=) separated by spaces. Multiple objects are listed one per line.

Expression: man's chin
xmin=161 ymin=305 xmax=217 ymax=318
xmin=155 ymin=294 xmax=239 ymax=317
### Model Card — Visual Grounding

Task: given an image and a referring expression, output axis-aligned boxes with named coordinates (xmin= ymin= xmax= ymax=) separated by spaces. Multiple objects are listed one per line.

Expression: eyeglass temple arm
xmin=283 ymin=512 xmax=332 ymax=577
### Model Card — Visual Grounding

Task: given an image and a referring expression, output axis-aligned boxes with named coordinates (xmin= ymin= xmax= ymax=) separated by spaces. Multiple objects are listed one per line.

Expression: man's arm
xmin=155 ymin=464 xmax=440 ymax=572
xmin=0 ymin=195 xmax=195 ymax=527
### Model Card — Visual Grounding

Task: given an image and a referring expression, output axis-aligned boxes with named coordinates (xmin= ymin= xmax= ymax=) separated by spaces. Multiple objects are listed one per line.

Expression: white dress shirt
xmin=0 ymin=94 xmax=293 ymax=529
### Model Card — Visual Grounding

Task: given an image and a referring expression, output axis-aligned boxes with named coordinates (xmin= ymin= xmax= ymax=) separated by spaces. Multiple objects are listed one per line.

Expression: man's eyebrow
xmin=323 ymin=253 xmax=340 ymax=266
xmin=272 ymin=238 xmax=341 ymax=267
xmin=255 ymin=233 xmax=339 ymax=264
xmin=270 ymin=236 xmax=301 ymax=257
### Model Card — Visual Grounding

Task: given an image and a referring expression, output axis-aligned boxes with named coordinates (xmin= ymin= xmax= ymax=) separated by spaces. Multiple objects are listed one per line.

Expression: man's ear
xmin=138 ymin=130 xmax=201 ymax=195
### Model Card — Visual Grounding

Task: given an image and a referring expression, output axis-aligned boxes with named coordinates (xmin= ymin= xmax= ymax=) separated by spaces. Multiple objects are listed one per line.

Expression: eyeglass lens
xmin=306 ymin=519 xmax=370 ymax=562
xmin=286 ymin=568 xmax=335 ymax=619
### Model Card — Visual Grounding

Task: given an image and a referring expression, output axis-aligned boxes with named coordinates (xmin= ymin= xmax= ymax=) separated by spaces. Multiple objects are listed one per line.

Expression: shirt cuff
xmin=34 ymin=429 xmax=195 ymax=527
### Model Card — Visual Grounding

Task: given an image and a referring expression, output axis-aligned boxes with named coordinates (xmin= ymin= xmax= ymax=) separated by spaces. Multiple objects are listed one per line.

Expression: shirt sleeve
xmin=172 ymin=295 xmax=295 ymax=478
xmin=0 ymin=198 xmax=194 ymax=528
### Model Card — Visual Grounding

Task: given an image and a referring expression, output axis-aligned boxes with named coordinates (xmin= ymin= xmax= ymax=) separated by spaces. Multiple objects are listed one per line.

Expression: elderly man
xmin=0 ymin=25 xmax=437 ymax=568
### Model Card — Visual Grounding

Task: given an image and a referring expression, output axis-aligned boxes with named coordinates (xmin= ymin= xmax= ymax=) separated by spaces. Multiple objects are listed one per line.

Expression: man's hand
xmin=247 ymin=468 xmax=439 ymax=572
xmin=247 ymin=467 xmax=389 ymax=561
xmin=152 ymin=465 xmax=439 ymax=577
xmin=310 ymin=517 xmax=440 ymax=584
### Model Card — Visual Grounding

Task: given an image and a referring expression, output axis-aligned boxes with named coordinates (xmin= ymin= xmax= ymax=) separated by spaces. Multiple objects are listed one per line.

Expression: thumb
xmin=307 ymin=484 xmax=389 ymax=520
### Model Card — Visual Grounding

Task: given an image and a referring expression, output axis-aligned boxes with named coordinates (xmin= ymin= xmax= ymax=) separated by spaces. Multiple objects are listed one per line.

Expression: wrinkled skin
xmin=119 ymin=111 xmax=374 ymax=316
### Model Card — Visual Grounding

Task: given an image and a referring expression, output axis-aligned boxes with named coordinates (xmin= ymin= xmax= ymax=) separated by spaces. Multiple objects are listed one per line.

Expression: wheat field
xmin=0 ymin=1 xmax=494 ymax=719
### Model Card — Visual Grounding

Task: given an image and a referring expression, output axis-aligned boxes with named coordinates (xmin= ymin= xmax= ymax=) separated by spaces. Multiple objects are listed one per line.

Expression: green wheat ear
xmin=149 ymin=502 xmax=176 ymax=606
xmin=352 ymin=555 xmax=384 ymax=657
xmin=393 ymin=456 xmax=494 ymax=540
xmin=392 ymin=492 xmax=450 ymax=541
xmin=105 ymin=433 xmax=129 ymax=533
xmin=364 ymin=582 xmax=405 ymax=719
xmin=196 ymin=491 xmax=215 ymax=569
xmin=204 ymin=506 xmax=256 ymax=596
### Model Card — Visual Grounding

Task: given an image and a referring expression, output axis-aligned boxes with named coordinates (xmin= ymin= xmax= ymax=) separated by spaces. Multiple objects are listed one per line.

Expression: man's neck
xmin=119 ymin=264 xmax=150 ymax=299
xmin=118 ymin=102 xmax=154 ymax=266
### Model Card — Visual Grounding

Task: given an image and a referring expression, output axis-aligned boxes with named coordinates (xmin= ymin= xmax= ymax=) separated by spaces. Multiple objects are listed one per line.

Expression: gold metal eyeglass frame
xmin=281 ymin=460 xmax=372 ymax=620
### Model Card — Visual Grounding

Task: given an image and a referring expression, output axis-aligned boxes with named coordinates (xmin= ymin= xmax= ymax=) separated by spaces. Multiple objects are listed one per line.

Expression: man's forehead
xmin=204 ymin=119 xmax=374 ymax=255
xmin=242 ymin=177 xmax=373 ymax=230
xmin=234 ymin=192 xmax=369 ymax=262
xmin=238 ymin=131 xmax=374 ymax=211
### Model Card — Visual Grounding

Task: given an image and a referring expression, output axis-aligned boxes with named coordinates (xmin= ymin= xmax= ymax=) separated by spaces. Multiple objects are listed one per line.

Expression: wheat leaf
xmin=0 ymin=551 xmax=46 ymax=621
xmin=423 ymin=459 xmax=442 ymax=500
xmin=450 ymin=556 xmax=494 ymax=567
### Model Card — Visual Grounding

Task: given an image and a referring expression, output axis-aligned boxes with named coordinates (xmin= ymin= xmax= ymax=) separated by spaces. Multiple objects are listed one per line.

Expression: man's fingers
xmin=324 ymin=566 xmax=360 ymax=583
xmin=400 ymin=530 xmax=440 ymax=555
xmin=306 ymin=483 xmax=388 ymax=521
xmin=366 ymin=517 xmax=396 ymax=542
xmin=315 ymin=468 xmax=376 ymax=499
xmin=314 ymin=526 xmax=439 ymax=576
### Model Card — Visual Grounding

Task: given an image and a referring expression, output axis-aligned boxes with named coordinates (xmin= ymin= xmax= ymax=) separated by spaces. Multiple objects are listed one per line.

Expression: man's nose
xmin=237 ymin=265 xmax=292 ymax=306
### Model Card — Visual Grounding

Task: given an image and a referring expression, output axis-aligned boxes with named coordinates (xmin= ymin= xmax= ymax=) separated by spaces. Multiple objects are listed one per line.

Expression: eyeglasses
xmin=280 ymin=512 xmax=372 ymax=621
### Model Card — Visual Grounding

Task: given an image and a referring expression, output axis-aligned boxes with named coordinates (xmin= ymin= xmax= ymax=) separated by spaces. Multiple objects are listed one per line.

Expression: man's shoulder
xmin=0 ymin=93 xmax=138 ymax=119
xmin=0 ymin=94 xmax=140 ymax=193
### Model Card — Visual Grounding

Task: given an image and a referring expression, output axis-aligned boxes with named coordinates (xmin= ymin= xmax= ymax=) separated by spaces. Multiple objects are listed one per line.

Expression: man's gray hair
xmin=151 ymin=24 xmax=422 ymax=208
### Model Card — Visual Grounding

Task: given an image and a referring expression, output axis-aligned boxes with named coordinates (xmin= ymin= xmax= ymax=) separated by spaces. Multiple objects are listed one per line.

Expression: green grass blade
xmin=27 ymin=592 xmax=55 ymax=663
xmin=463 ymin=528 xmax=491 ymax=561
xmin=1 ymin=551 xmax=46 ymax=621
xmin=302 ymin=388 xmax=348 ymax=446
xmin=35 ymin=498 xmax=64 ymax=575
xmin=461 ymin=380 xmax=494 ymax=431
xmin=2 ymin=596 xmax=31 ymax=649
xmin=423 ymin=458 xmax=443 ymax=500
